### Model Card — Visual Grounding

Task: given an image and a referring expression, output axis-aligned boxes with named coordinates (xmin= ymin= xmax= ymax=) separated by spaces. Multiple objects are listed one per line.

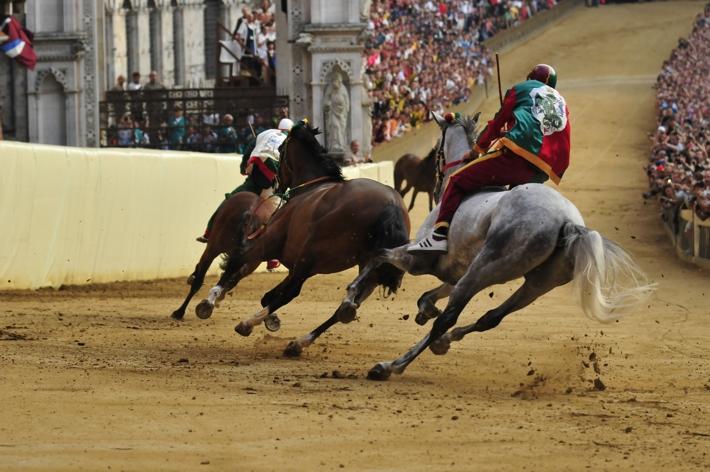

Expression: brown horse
xmin=171 ymin=191 xmax=258 ymax=320
xmin=194 ymin=121 xmax=411 ymax=357
xmin=393 ymin=144 xmax=438 ymax=211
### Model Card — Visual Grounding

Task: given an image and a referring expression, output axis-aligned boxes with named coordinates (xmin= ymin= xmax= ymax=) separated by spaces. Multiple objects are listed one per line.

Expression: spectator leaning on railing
xmin=645 ymin=5 xmax=710 ymax=221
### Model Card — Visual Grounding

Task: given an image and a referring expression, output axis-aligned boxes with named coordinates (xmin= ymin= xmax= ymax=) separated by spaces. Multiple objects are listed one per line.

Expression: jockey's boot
xmin=267 ymin=259 xmax=281 ymax=271
xmin=407 ymin=227 xmax=448 ymax=254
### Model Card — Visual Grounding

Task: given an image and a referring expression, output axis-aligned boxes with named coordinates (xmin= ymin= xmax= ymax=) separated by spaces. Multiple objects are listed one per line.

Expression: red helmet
xmin=527 ymin=64 xmax=557 ymax=88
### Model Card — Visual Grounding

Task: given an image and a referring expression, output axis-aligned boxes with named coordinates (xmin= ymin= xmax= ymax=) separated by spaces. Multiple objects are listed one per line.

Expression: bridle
xmin=434 ymin=118 xmax=476 ymax=199
xmin=276 ymin=131 xmax=337 ymax=201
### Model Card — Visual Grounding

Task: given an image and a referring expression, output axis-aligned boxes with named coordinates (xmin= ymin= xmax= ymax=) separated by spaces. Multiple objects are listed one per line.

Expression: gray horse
xmin=354 ymin=112 xmax=654 ymax=381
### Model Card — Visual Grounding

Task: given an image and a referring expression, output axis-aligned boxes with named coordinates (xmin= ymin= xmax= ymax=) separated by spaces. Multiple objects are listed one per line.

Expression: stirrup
xmin=407 ymin=236 xmax=447 ymax=254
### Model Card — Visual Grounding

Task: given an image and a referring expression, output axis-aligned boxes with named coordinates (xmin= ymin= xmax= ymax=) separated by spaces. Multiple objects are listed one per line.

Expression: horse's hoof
xmin=336 ymin=301 xmax=357 ymax=323
xmin=429 ymin=336 xmax=451 ymax=356
xmin=264 ymin=313 xmax=281 ymax=332
xmin=186 ymin=274 xmax=195 ymax=285
xmin=170 ymin=310 xmax=185 ymax=321
xmin=283 ymin=341 xmax=303 ymax=358
xmin=195 ymin=300 xmax=214 ymax=319
xmin=414 ymin=312 xmax=431 ymax=326
xmin=367 ymin=362 xmax=393 ymax=381
xmin=235 ymin=321 xmax=253 ymax=337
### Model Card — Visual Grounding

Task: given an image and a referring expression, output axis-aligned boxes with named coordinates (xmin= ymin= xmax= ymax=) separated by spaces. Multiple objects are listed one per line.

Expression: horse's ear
xmin=431 ymin=111 xmax=446 ymax=128
xmin=472 ymin=111 xmax=481 ymax=123
xmin=312 ymin=127 xmax=321 ymax=136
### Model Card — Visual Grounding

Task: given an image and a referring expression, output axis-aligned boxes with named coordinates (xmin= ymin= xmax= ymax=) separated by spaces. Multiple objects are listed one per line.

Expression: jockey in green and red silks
xmin=409 ymin=64 xmax=571 ymax=254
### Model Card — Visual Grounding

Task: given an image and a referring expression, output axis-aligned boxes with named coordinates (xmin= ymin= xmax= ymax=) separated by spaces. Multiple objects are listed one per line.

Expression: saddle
xmin=246 ymin=190 xmax=284 ymax=240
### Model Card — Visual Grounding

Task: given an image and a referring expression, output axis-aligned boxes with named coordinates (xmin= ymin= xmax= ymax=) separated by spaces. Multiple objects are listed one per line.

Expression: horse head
xmin=276 ymin=120 xmax=343 ymax=193
xmin=431 ymin=111 xmax=481 ymax=201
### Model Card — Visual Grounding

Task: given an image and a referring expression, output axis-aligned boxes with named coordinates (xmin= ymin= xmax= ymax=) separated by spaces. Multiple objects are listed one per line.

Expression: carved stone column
xmin=149 ymin=0 xmax=175 ymax=85
xmin=171 ymin=0 xmax=205 ymax=87
xmin=172 ymin=3 xmax=185 ymax=85
xmin=105 ymin=0 xmax=128 ymax=82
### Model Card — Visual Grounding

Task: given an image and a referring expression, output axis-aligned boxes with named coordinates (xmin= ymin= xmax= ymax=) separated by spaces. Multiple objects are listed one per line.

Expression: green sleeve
xmin=240 ymin=137 xmax=257 ymax=174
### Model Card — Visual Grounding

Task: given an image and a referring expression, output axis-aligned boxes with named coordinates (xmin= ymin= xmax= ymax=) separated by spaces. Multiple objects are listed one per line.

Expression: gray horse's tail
xmin=562 ymin=223 xmax=655 ymax=323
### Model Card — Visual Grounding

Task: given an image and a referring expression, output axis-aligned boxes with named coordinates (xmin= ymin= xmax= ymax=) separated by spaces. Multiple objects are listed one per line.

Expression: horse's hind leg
xmin=415 ymin=283 xmax=453 ymax=325
xmin=284 ymin=266 xmax=381 ymax=357
xmin=430 ymin=246 xmax=574 ymax=355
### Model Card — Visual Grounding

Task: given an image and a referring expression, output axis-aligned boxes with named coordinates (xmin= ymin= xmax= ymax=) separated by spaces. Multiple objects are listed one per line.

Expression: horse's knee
xmin=431 ymin=310 xmax=459 ymax=339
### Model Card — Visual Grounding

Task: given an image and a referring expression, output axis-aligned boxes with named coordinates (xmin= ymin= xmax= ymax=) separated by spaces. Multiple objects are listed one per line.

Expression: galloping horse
xmin=171 ymin=192 xmax=258 ymax=320
xmin=393 ymin=145 xmax=438 ymax=211
xmin=194 ymin=121 xmax=411 ymax=357
xmin=351 ymin=112 xmax=654 ymax=380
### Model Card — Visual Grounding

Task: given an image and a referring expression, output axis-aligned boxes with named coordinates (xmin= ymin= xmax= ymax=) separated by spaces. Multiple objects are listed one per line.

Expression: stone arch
xmin=320 ymin=59 xmax=353 ymax=83
xmin=34 ymin=68 xmax=69 ymax=93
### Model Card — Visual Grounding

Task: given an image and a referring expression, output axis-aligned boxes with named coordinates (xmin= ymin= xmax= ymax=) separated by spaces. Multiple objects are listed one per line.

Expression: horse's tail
xmin=393 ymin=159 xmax=405 ymax=194
xmin=562 ymin=223 xmax=655 ymax=323
xmin=369 ymin=203 xmax=410 ymax=295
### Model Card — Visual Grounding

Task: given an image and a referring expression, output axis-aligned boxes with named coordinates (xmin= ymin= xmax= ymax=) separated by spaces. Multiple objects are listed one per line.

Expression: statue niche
xmin=322 ymin=68 xmax=350 ymax=154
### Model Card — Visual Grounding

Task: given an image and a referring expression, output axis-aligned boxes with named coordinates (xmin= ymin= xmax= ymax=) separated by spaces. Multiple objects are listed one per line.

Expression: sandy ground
xmin=2 ymin=3 xmax=710 ymax=471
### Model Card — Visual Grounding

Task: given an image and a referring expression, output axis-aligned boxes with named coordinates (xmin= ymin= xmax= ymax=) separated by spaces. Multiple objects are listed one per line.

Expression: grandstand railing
xmin=99 ymin=88 xmax=288 ymax=150
xmin=662 ymin=205 xmax=710 ymax=268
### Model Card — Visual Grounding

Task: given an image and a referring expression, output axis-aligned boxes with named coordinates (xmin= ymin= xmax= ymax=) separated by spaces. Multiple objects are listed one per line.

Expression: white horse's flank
xmin=363 ymin=112 xmax=655 ymax=380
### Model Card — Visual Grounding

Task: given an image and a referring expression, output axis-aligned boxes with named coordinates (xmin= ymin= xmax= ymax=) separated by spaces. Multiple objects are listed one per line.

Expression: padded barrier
xmin=0 ymin=142 xmax=395 ymax=289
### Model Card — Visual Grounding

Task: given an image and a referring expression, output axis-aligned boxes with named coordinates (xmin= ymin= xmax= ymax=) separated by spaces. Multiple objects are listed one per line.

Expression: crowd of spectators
xmin=104 ymin=70 xmax=289 ymax=154
xmin=364 ymin=0 xmax=561 ymax=145
xmin=645 ymin=5 xmax=710 ymax=220
xmin=222 ymin=0 xmax=277 ymax=84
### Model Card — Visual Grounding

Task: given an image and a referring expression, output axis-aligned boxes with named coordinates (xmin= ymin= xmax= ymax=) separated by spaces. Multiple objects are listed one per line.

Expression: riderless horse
xmin=193 ymin=121 xmax=411 ymax=357
xmin=350 ymin=112 xmax=654 ymax=380
xmin=394 ymin=144 xmax=438 ymax=212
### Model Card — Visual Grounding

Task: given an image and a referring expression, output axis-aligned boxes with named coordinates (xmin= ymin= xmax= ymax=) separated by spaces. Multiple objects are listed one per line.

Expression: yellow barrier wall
xmin=0 ymin=142 xmax=396 ymax=289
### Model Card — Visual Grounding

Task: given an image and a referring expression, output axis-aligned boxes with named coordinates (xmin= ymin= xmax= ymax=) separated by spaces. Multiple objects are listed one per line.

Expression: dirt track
xmin=2 ymin=3 xmax=709 ymax=471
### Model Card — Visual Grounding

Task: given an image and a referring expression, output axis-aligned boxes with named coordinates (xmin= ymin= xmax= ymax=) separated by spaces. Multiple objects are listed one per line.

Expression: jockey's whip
xmin=248 ymin=121 xmax=257 ymax=138
xmin=495 ymin=53 xmax=503 ymax=106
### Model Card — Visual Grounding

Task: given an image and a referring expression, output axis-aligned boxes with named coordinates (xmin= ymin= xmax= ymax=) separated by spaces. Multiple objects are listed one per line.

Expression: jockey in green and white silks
xmin=409 ymin=64 xmax=571 ymax=254
xmin=197 ymin=118 xmax=294 ymax=242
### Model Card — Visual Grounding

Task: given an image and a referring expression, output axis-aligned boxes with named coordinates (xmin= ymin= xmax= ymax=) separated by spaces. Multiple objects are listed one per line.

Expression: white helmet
xmin=277 ymin=118 xmax=294 ymax=132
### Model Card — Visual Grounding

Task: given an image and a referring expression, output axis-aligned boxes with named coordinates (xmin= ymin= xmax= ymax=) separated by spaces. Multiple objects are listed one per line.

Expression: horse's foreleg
xmin=172 ymin=247 xmax=221 ymax=320
xmin=414 ymin=283 xmax=453 ymax=325
xmin=408 ymin=190 xmax=419 ymax=211
xmin=368 ymin=243 xmax=524 ymax=380
xmin=235 ymin=266 xmax=312 ymax=337
xmin=195 ymin=257 xmax=260 ymax=320
xmin=283 ymin=267 xmax=380 ymax=357
xmin=430 ymin=250 xmax=573 ymax=355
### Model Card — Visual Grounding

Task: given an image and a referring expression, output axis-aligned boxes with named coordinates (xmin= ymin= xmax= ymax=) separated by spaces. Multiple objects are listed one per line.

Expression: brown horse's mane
xmin=423 ymin=143 xmax=438 ymax=162
xmin=289 ymin=122 xmax=345 ymax=182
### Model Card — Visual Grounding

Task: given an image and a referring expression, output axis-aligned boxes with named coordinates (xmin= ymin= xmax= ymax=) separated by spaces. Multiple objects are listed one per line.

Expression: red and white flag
xmin=0 ymin=15 xmax=37 ymax=70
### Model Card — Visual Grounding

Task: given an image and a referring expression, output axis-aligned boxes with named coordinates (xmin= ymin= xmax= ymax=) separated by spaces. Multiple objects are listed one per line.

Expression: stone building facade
xmin=277 ymin=0 xmax=372 ymax=159
xmin=2 ymin=0 xmax=372 ymax=152
xmin=1 ymin=0 xmax=246 ymax=146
